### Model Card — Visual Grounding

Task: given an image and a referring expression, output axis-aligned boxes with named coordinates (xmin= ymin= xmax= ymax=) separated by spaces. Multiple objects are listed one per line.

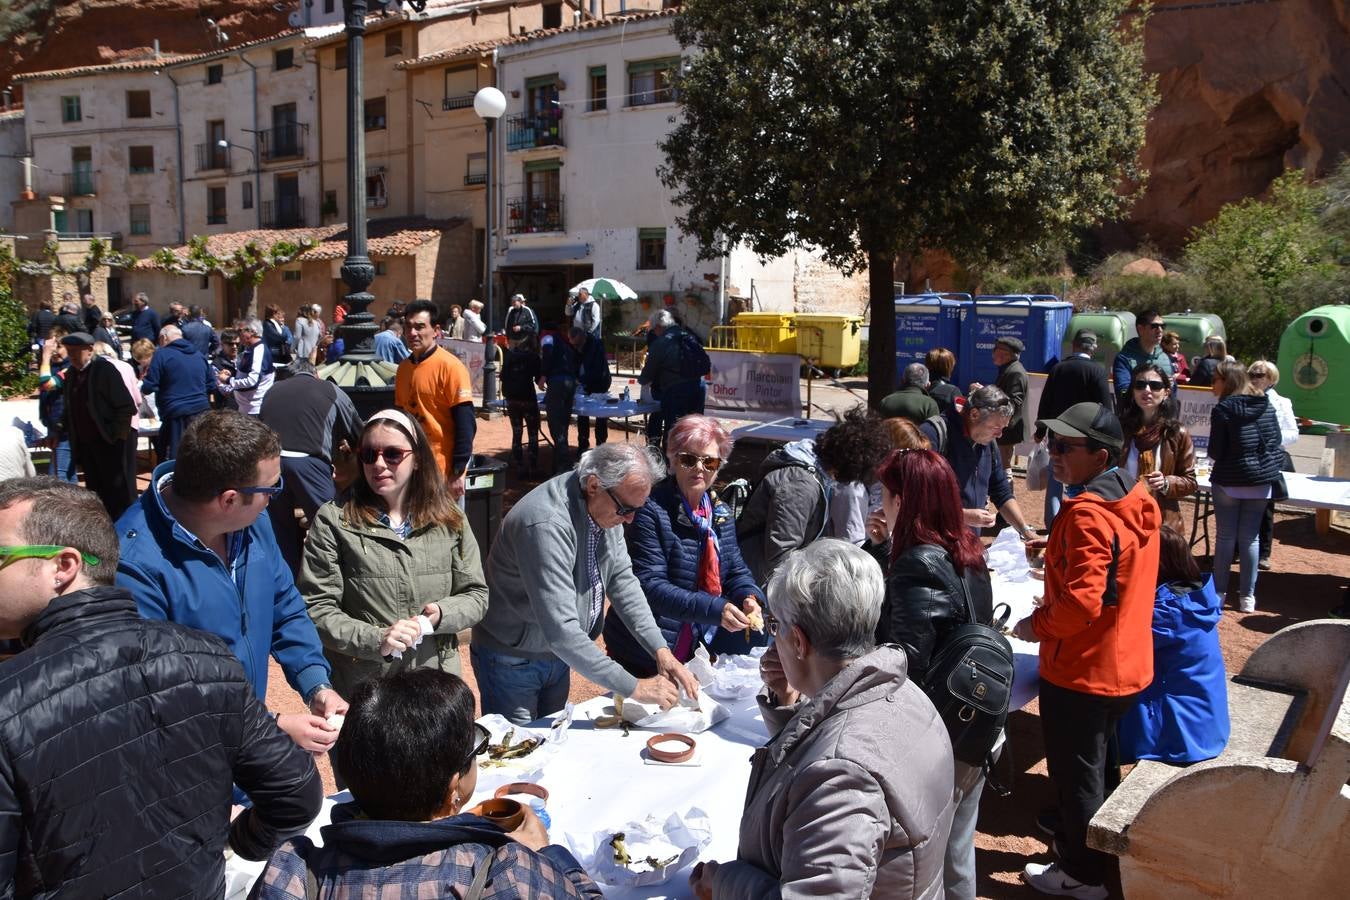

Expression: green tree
xmin=0 ymin=243 xmax=38 ymax=397
xmin=1184 ymin=167 xmax=1348 ymax=361
xmin=151 ymin=235 xmax=315 ymax=320
xmin=661 ymin=0 xmax=1154 ymax=399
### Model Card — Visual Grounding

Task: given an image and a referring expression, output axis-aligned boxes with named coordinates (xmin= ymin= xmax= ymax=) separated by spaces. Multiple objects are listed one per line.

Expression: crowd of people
xmin=0 ymin=291 xmax=1303 ymax=898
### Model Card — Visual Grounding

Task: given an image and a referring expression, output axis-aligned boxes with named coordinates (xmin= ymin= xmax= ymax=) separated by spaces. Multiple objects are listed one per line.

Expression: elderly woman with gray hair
xmin=472 ymin=442 xmax=702 ymax=724
xmin=691 ymin=540 xmax=955 ymax=900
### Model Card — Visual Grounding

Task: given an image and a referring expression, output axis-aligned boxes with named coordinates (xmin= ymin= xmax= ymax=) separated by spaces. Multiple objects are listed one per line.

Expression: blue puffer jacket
xmin=115 ymin=461 xmax=332 ymax=705
xmin=603 ymin=477 xmax=765 ymax=675
xmin=141 ymin=338 xmax=214 ymax=419
xmin=1209 ymin=393 xmax=1282 ymax=488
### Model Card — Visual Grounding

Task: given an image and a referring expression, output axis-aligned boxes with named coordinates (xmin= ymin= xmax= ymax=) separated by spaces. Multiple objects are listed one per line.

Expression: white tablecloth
xmin=1197 ymin=471 xmax=1350 ymax=513
xmin=729 ymin=417 xmax=833 ymax=444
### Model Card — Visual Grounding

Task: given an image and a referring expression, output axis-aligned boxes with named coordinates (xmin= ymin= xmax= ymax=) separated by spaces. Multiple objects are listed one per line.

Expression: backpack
xmin=923 ymin=413 xmax=949 ymax=454
xmin=919 ymin=575 xmax=1014 ymax=771
xmin=677 ymin=329 xmax=711 ymax=380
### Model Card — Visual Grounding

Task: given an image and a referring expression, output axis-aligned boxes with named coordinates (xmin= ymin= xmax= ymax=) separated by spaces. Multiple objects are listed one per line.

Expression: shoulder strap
xmin=304 ymin=864 xmax=320 ymax=899
xmin=463 ymin=852 xmax=496 ymax=900
xmin=925 ymin=413 xmax=948 ymax=454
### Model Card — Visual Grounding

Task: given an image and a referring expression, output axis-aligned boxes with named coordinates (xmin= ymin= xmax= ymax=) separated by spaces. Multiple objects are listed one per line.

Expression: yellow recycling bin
xmin=795 ymin=313 xmax=863 ymax=369
xmin=731 ymin=312 xmax=798 ymax=354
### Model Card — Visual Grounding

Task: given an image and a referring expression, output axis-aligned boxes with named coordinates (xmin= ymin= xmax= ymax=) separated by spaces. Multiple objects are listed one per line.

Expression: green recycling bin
xmin=1277 ymin=305 xmax=1350 ymax=425
xmin=795 ymin=313 xmax=863 ymax=369
xmin=1061 ymin=310 xmax=1135 ymax=373
xmin=1163 ymin=311 xmax=1226 ymax=368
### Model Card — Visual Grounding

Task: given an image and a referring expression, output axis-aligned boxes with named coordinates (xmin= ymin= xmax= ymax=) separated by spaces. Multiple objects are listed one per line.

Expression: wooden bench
xmin=1087 ymin=619 xmax=1350 ymax=898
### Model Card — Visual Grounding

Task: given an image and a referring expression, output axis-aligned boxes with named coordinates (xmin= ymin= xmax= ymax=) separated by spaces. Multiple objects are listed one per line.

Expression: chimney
xmin=153 ymin=38 xmax=161 ymax=60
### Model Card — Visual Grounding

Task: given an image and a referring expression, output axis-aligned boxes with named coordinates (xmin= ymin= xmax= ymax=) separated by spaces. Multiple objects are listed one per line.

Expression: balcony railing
xmin=63 ymin=171 xmax=96 ymax=196
xmin=506 ymin=196 xmax=564 ymax=234
xmin=442 ymin=94 xmax=475 ymax=111
xmin=262 ymin=196 xmax=305 ymax=229
xmin=260 ymin=123 xmax=306 ymax=161
xmin=195 ymin=143 xmax=230 ymax=171
xmin=505 ymin=110 xmax=563 ymax=151
xmin=464 ymin=171 xmax=487 ymax=186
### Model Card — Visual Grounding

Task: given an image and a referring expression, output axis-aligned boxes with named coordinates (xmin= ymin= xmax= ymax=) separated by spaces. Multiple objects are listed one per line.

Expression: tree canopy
xmin=661 ymin=0 xmax=1155 ymax=396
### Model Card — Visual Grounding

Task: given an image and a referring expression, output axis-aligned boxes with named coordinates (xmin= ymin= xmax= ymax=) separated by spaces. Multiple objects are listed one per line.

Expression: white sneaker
xmin=1022 ymin=861 xmax=1109 ymax=899
xmin=1238 ymin=595 xmax=1256 ymax=613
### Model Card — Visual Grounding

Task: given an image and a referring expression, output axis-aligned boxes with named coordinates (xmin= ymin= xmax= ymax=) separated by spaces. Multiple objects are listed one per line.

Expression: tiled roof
xmin=14 ymin=29 xmax=307 ymax=83
xmin=397 ymin=8 xmax=678 ymax=70
xmin=139 ymin=217 xmax=468 ymax=269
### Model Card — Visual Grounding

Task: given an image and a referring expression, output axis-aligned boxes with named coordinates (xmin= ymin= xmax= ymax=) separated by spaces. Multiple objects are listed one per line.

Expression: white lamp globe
xmin=474 ymin=86 xmax=508 ymax=120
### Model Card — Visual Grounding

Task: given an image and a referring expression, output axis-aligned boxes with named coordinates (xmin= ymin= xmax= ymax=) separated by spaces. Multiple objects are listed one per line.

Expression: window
xmin=627 ymin=57 xmax=680 ymax=107
xmin=207 ymin=186 xmax=227 ymax=225
xmin=324 ymin=0 xmax=335 ymax=13
xmin=129 ymin=204 xmax=151 ymax=236
xmin=542 ymin=2 xmax=562 ymax=29
xmin=128 ymin=146 xmax=154 ymax=174
xmin=335 ymin=45 xmax=347 ymax=70
xmin=364 ymin=97 xmax=386 ymax=131
xmin=384 ymin=31 xmax=402 ymax=57
xmin=126 ymin=90 xmax=151 ymax=119
xmin=61 ymin=95 xmax=81 ymax=123
xmin=206 ymin=64 xmax=223 ymax=85
xmin=366 ymin=169 xmax=387 ymax=208
xmin=443 ymin=66 xmax=477 ymax=110
xmin=588 ymin=66 xmax=607 ymax=112
xmin=274 ymin=48 xmax=294 ymax=71
xmin=464 ymin=152 xmax=486 ymax=186
xmin=637 ymin=227 xmax=667 ymax=270
xmin=242 ymin=181 xmax=253 ymax=210
xmin=374 ymin=261 xmax=388 ymax=276
xmin=199 ymin=275 xmax=211 ymax=291
xmin=323 ymin=189 xmax=339 ymax=218
xmin=282 ymin=269 xmax=302 ymax=282
xmin=70 ymin=146 xmax=93 ymax=195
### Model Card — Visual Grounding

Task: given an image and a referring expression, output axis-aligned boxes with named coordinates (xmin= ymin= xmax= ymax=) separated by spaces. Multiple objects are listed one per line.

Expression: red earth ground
xmin=262 ymin=412 xmax=1350 ymax=898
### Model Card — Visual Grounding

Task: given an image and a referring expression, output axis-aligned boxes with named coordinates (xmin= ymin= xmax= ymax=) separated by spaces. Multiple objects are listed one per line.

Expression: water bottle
xmin=622 ymin=383 xmax=632 ymax=403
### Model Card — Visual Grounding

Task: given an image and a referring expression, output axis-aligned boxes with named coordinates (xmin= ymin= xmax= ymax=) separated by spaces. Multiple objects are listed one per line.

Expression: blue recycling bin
xmin=961 ymin=296 xmax=1074 ymax=387
xmin=893 ymin=294 xmax=972 ymax=386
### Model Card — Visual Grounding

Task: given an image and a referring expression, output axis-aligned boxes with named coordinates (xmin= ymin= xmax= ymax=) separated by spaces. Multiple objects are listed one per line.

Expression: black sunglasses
xmin=359 ymin=446 xmax=414 ymax=467
xmin=1132 ymin=379 xmax=1166 ymax=392
xmin=233 ymin=474 xmax=285 ymax=498
xmin=1049 ymin=438 xmax=1089 ymax=455
xmin=1144 ymin=321 xmax=1166 ymax=329
xmin=463 ymin=722 xmax=491 ymax=770
xmin=605 ymin=486 xmax=642 ymax=517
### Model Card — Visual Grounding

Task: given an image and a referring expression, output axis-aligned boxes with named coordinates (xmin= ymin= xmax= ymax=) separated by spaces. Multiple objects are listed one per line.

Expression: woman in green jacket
xmin=299 ymin=408 xmax=488 ymax=700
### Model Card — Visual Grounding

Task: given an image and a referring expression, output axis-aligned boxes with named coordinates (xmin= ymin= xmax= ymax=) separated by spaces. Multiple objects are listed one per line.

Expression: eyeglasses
xmin=1048 ymin=438 xmax=1089 ymax=455
xmin=0 ymin=545 xmax=100 ymax=568
xmin=233 ymin=474 xmax=285 ymax=498
xmin=764 ymin=614 xmax=782 ymax=637
xmin=1144 ymin=321 xmax=1166 ymax=330
xmin=463 ymin=722 xmax=491 ymax=770
xmin=359 ymin=446 xmax=414 ymax=467
xmin=675 ymin=452 xmax=723 ymax=472
xmin=605 ymin=486 xmax=642 ymax=517
xmin=1132 ymin=379 xmax=1166 ymax=392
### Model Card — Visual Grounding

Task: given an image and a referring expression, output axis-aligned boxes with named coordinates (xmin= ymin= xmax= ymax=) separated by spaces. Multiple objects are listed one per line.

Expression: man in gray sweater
xmin=472 ymin=443 xmax=701 ymax=724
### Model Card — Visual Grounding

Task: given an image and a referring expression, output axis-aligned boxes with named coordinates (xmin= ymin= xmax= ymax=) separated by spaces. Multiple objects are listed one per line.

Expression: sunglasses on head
xmin=1048 ymin=437 xmax=1090 ymax=455
xmin=675 ymin=452 xmax=722 ymax=472
xmin=359 ymin=446 xmax=413 ymax=467
xmin=1133 ymin=379 xmax=1166 ymax=392
xmin=605 ymin=486 xmax=642 ymax=517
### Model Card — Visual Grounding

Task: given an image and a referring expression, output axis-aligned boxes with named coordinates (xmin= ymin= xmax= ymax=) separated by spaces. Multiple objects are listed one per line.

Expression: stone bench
xmin=1087 ymin=619 xmax=1350 ymax=898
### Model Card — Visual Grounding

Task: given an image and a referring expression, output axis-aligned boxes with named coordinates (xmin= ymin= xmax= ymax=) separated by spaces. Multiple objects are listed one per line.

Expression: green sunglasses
xmin=0 ymin=545 xmax=100 ymax=567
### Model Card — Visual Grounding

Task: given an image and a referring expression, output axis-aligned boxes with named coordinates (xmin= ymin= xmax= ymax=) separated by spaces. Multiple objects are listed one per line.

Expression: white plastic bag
xmin=1026 ymin=440 xmax=1050 ymax=492
xmin=564 ymin=808 xmax=713 ymax=887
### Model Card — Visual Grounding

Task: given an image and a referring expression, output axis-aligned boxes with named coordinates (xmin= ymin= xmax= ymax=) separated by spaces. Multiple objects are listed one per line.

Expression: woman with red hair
xmin=875 ymin=447 xmax=993 ymax=900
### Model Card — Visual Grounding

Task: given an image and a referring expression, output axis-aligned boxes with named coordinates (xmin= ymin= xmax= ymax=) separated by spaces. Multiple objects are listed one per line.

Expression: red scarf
xmin=673 ymin=494 xmax=720 ymax=661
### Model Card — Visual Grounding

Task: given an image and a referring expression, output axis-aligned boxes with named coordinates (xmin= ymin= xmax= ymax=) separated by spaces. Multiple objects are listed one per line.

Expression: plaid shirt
xmin=585 ymin=519 xmax=604 ymax=632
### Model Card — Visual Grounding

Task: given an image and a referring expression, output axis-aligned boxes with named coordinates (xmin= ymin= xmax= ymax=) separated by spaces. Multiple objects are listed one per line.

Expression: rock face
xmin=1118 ymin=0 xmax=1350 ymax=251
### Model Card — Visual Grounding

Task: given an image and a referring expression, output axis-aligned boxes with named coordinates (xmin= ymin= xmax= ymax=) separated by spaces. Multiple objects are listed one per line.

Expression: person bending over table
xmin=249 ymin=670 xmax=602 ymax=898
xmin=690 ymin=540 xmax=954 ymax=900
xmin=299 ymin=409 xmax=487 ymax=703
xmin=472 ymin=442 xmax=701 ymax=725
xmin=604 ymin=415 xmax=765 ymax=678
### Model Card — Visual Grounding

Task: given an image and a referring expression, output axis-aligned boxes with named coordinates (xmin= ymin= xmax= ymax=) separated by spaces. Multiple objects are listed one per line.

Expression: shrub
xmin=0 ymin=244 xmax=38 ymax=398
xmin=1092 ymin=273 xmax=1212 ymax=317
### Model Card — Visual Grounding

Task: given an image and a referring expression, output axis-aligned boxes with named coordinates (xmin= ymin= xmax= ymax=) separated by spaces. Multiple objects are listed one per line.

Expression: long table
xmin=1191 ymin=471 xmax=1350 ymax=551
xmin=729 ymin=417 xmax=834 ymax=444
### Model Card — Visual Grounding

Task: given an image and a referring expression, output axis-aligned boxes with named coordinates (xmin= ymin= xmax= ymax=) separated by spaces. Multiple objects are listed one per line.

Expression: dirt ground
xmin=264 ymin=411 xmax=1350 ymax=898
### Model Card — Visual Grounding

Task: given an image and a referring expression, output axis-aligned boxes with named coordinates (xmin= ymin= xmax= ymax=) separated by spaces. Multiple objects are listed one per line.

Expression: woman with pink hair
xmin=603 ymin=414 xmax=765 ymax=676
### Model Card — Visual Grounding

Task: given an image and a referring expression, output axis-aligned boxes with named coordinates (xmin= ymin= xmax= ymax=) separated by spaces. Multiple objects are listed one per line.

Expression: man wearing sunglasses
xmin=1011 ymin=402 xmax=1160 ymax=900
xmin=1112 ymin=309 xmax=1174 ymax=403
xmin=0 ymin=478 xmax=321 ymax=896
xmin=117 ymin=410 xmax=348 ymax=766
xmin=473 ymin=442 xmax=701 ymax=725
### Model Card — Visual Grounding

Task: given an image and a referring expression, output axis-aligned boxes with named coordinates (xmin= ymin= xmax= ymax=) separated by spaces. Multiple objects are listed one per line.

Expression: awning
xmin=503 ymin=243 xmax=591 ymax=266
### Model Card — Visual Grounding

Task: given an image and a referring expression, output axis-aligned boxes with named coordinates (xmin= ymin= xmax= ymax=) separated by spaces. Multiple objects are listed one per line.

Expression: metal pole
xmin=337 ymin=0 xmax=377 ymax=358
xmin=481 ymin=117 xmax=499 ymax=404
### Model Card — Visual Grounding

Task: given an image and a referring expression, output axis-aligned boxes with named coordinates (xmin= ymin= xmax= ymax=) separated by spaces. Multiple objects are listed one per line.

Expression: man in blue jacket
xmin=129 ymin=291 xmax=162 ymax=343
xmin=116 ymin=409 xmax=348 ymax=757
xmin=140 ymin=323 xmax=215 ymax=459
xmin=1112 ymin=309 xmax=1174 ymax=404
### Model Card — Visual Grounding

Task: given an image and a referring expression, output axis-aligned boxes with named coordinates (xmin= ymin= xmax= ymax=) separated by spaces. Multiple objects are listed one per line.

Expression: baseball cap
xmin=1073 ymin=328 xmax=1098 ymax=344
xmin=995 ymin=336 xmax=1024 ymax=353
xmin=59 ymin=332 xmax=95 ymax=347
xmin=1035 ymin=402 xmax=1123 ymax=450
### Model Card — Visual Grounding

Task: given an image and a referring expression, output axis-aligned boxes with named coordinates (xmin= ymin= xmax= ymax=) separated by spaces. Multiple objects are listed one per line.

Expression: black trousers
xmin=543 ymin=378 xmax=576 ymax=471
xmin=268 ymin=455 xmax=336 ymax=577
xmin=575 ymin=414 xmax=608 ymax=449
xmin=1039 ymin=680 xmax=1140 ymax=886
xmin=506 ymin=399 xmax=541 ymax=466
xmin=75 ymin=433 xmax=136 ymax=521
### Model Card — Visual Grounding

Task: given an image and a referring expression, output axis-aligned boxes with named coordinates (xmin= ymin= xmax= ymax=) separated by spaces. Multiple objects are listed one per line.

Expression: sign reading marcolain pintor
xmin=706 ymin=350 xmax=802 ymax=416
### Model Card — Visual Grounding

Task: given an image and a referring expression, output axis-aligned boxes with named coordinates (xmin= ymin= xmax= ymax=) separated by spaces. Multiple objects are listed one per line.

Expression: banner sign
xmin=706 ymin=350 xmax=802 ymax=416
xmin=440 ymin=338 xmax=486 ymax=394
xmin=1019 ymin=374 xmax=1217 ymax=455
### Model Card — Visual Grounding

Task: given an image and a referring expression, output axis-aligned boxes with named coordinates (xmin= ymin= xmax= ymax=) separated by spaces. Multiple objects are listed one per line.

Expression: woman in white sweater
xmin=1246 ymin=359 xmax=1298 ymax=571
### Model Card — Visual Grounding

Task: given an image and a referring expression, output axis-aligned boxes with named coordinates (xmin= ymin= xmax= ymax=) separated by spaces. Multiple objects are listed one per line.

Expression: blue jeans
xmin=1044 ymin=472 xmax=1064 ymax=527
xmin=49 ymin=437 xmax=78 ymax=482
xmin=470 ymin=643 xmax=571 ymax=726
xmin=1212 ymin=485 xmax=1267 ymax=600
xmin=945 ymin=768 xmax=986 ymax=900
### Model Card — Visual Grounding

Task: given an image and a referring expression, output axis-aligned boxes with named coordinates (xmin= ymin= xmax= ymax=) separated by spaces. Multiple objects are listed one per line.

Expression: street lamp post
xmin=474 ymin=86 xmax=506 ymax=405
xmin=216 ymin=138 xmax=259 ymax=229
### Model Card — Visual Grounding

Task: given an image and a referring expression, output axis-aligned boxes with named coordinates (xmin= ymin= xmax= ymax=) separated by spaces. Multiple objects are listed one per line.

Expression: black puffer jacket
xmin=1209 ymin=393 xmax=1282 ymax=488
xmin=0 ymin=587 xmax=323 ymax=898
xmin=879 ymin=544 xmax=994 ymax=682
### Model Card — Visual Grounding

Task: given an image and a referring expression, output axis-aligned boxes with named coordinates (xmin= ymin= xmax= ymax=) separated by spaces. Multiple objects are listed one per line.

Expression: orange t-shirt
xmin=395 ymin=346 xmax=475 ymax=475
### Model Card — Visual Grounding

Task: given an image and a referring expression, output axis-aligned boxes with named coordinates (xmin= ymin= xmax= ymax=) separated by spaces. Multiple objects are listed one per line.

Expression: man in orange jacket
xmin=1013 ymin=402 xmax=1160 ymax=900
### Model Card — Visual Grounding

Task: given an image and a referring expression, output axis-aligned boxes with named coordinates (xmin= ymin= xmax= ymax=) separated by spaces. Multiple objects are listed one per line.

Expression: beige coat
xmin=714 ymin=645 xmax=955 ymax=899
xmin=299 ymin=501 xmax=488 ymax=699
